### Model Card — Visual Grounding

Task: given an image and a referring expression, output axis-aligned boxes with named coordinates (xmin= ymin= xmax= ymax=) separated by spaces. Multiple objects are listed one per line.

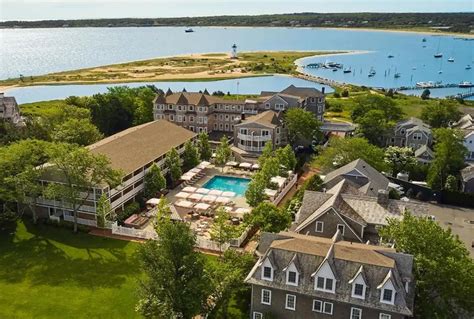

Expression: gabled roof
xmin=280 ymin=84 xmax=324 ymax=98
xmin=414 ymin=145 xmax=434 ymax=159
xmin=236 ymin=110 xmax=281 ymax=128
xmin=323 ymin=159 xmax=390 ymax=196
xmin=461 ymin=165 xmax=474 ymax=182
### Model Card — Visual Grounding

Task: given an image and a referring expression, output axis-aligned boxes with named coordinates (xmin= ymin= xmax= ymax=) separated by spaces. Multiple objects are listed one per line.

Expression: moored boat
xmin=185 ymin=28 xmax=194 ymax=33
xmin=459 ymin=81 xmax=474 ymax=88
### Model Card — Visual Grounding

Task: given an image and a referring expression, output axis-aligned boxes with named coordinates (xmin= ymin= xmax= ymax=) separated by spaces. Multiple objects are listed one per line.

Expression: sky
xmin=1 ymin=0 xmax=472 ymax=21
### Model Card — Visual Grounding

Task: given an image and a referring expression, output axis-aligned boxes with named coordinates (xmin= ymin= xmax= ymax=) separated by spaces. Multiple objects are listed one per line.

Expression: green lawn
xmin=0 ymin=220 xmax=142 ymax=319
xmin=20 ymin=99 xmax=70 ymax=118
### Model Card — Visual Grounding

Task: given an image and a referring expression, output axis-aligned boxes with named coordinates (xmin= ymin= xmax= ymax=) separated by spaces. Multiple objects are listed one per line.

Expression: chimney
xmin=377 ymin=189 xmax=390 ymax=206
xmin=321 ymin=87 xmax=325 ymax=94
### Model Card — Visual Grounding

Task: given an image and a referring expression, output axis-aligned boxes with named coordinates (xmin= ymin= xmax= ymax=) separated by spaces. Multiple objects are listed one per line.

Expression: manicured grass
xmin=0 ymin=220 xmax=142 ymax=319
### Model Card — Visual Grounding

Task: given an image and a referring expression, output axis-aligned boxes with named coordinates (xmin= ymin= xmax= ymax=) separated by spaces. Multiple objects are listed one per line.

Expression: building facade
xmin=153 ymin=85 xmax=325 ymax=137
xmin=0 ymin=93 xmax=23 ymax=125
xmin=35 ymin=120 xmax=196 ymax=226
xmin=386 ymin=118 xmax=432 ymax=151
xmin=245 ymin=231 xmax=415 ymax=319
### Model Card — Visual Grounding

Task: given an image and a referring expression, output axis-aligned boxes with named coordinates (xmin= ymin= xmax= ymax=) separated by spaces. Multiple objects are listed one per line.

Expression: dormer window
xmin=313 ymin=260 xmax=336 ymax=293
xmin=378 ymin=273 xmax=396 ymax=305
xmin=352 ymin=283 xmax=365 ymax=299
xmin=287 ymin=271 xmax=297 ymax=284
xmin=261 ymin=258 xmax=273 ymax=281
xmin=349 ymin=267 xmax=367 ymax=300
xmin=316 ymin=276 xmax=333 ymax=291
xmin=285 ymin=261 xmax=299 ymax=286
xmin=382 ymin=288 xmax=394 ymax=303
xmin=315 ymin=221 xmax=324 ymax=233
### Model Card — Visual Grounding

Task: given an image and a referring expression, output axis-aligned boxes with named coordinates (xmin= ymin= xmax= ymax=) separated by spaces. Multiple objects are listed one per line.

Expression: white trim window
xmin=323 ymin=302 xmax=333 ymax=315
xmin=261 ymin=258 xmax=273 ymax=281
xmin=352 ymin=282 xmax=366 ymax=299
xmin=380 ymin=314 xmax=391 ymax=319
xmin=312 ymin=300 xmax=322 ymax=312
xmin=285 ymin=294 xmax=296 ymax=311
xmin=316 ymin=276 xmax=334 ymax=292
xmin=315 ymin=221 xmax=324 ymax=233
xmin=285 ymin=262 xmax=299 ymax=286
xmin=351 ymin=307 xmax=362 ymax=319
xmin=261 ymin=289 xmax=271 ymax=305
xmin=253 ymin=312 xmax=263 ymax=319
xmin=337 ymin=224 xmax=345 ymax=235
xmin=381 ymin=287 xmax=395 ymax=304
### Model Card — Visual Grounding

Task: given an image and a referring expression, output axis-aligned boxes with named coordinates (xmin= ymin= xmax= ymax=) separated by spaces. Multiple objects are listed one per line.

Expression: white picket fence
xmin=111 ymin=222 xmax=158 ymax=240
xmin=195 ymin=237 xmax=230 ymax=252
xmin=273 ymin=174 xmax=298 ymax=205
xmin=63 ymin=214 xmax=97 ymax=227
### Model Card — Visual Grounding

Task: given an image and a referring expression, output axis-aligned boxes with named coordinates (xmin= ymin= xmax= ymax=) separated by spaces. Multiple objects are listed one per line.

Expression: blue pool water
xmin=203 ymin=175 xmax=250 ymax=197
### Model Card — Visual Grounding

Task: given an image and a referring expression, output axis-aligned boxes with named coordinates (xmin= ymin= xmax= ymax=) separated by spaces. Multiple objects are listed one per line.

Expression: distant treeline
xmin=1 ymin=12 xmax=473 ymax=33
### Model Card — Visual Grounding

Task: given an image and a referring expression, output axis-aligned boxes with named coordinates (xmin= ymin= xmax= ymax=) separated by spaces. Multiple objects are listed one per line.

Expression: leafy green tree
xmin=258 ymin=141 xmax=274 ymax=166
xmin=246 ymin=202 xmax=291 ymax=233
xmin=144 ymin=164 xmax=166 ymax=198
xmin=165 ymin=148 xmax=182 ymax=186
xmin=137 ymin=219 xmax=209 ymax=318
xmin=215 ymin=136 xmax=232 ymax=167
xmin=427 ymin=128 xmax=467 ymax=190
xmin=197 ymin=132 xmax=212 ymax=161
xmin=379 ymin=212 xmax=474 ymax=319
xmin=302 ymin=174 xmax=324 ymax=192
xmin=444 ymin=175 xmax=458 ymax=191
xmin=208 ymin=250 xmax=255 ymax=318
xmin=96 ymin=193 xmax=111 ymax=228
xmin=182 ymin=141 xmax=200 ymax=172
xmin=351 ymin=94 xmax=403 ymax=123
xmin=384 ymin=146 xmax=417 ymax=177
xmin=314 ymin=137 xmax=388 ymax=172
xmin=421 ymin=100 xmax=462 ymax=128
xmin=44 ymin=144 xmax=123 ymax=232
xmin=259 ymin=157 xmax=280 ymax=186
xmin=245 ymin=174 xmax=267 ymax=207
xmin=276 ymin=145 xmax=297 ymax=172
xmin=51 ymin=118 xmax=103 ymax=146
xmin=355 ymin=109 xmax=394 ymax=146
xmin=209 ymin=207 xmax=237 ymax=252
xmin=284 ymin=108 xmax=321 ymax=146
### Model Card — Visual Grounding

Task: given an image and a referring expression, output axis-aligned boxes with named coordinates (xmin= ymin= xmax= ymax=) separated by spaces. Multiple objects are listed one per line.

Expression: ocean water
xmin=1 ymin=27 xmax=472 ymax=99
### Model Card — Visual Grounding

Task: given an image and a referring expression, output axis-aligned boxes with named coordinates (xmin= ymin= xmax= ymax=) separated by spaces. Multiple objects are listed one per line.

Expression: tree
xmin=182 ymin=141 xmax=200 ymax=172
xmin=144 ymin=164 xmax=166 ymax=198
xmin=137 ymin=219 xmax=209 ymax=318
xmin=284 ymin=108 xmax=321 ymax=146
xmin=259 ymin=157 xmax=280 ymax=185
xmin=209 ymin=207 xmax=237 ymax=252
xmin=258 ymin=141 xmax=274 ymax=166
xmin=165 ymin=148 xmax=182 ymax=186
xmin=197 ymin=132 xmax=212 ymax=161
xmin=421 ymin=100 xmax=462 ymax=128
xmin=208 ymin=250 xmax=255 ymax=318
xmin=384 ymin=146 xmax=417 ymax=177
xmin=314 ymin=137 xmax=388 ymax=172
xmin=51 ymin=118 xmax=103 ymax=146
xmin=355 ymin=109 xmax=394 ymax=146
xmin=379 ymin=212 xmax=474 ymax=318
xmin=427 ymin=128 xmax=467 ymax=190
xmin=276 ymin=145 xmax=297 ymax=172
xmin=245 ymin=174 xmax=267 ymax=207
xmin=351 ymin=94 xmax=403 ymax=123
xmin=420 ymin=89 xmax=431 ymax=100
xmin=246 ymin=202 xmax=291 ymax=233
xmin=444 ymin=175 xmax=458 ymax=191
xmin=215 ymin=136 xmax=231 ymax=167
xmin=302 ymin=174 xmax=324 ymax=192
xmin=44 ymin=144 xmax=123 ymax=232
xmin=96 ymin=193 xmax=111 ymax=228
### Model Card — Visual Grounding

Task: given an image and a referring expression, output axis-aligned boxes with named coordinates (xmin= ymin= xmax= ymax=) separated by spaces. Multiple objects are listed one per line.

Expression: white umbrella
xmin=234 ymin=207 xmax=251 ymax=214
xmin=196 ymin=188 xmax=210 ymax=194
xmin=182 ymin=186 xmax=197 ymax=193
xmin=175 ymin=200 xmax=194 ymax=208
xmin=222 ymin=206 xmax=234 ymax=212
xmin=175 ymin=191 xmax=191 ymax=199
xmin=239 ymin=162 xmax=252 ymax=168
xmin=146 ymin=198 xmax=161 ymax=205
xmin=189 ymin=193 xmax=204 ymax=201
xmin=265 ymin=188 xmax=278 ymax=197
xmin=209 ymin=189 xmax=223 ymax=196
xmin=226 ymin=161 xmax=238 ymax=167
xmin=202 ymin=195 xmax=217 ymax=203
xmin=271 ymin=176 xmax=286 ymax=188
xmin=180 ymin=174 xmax=193 ymax=181
xmin=195 ymin=203 xmax=211 ymax=211
xmin=222 ymin=191 xmax=236 ymax=197
xmin=197 ymin=161 xmax=211 ymax=169
xmin=216 ymin=196 xmax=231 ymax=204
xmin=251 ymin=163 xmax=260 ymax=170
xmin=189 ymin=168 xmax=202 ymax=174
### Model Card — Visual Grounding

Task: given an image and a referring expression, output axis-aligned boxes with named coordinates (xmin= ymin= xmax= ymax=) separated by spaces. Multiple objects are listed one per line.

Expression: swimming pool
xmin=203 ymin=175 xmax=251 ymax=197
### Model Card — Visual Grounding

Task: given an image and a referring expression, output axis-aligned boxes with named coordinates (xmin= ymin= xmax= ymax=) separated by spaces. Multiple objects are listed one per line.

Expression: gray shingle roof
xmin=246 ymin=231 xmax=415 ymax=316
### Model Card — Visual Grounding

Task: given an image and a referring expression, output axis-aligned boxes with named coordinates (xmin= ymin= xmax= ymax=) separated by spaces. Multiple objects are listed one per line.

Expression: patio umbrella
xmin=222 ymin=191 xmax=236 ymax=197
xmin=270 ymin=176 xmax=286 ymax=188
xmin=202 ymin=195 xmax=217 ymax=203
xmin=264 ymin=188 xmax=278 ymax=197
xmin=251 ymin=163 xmax=260 ymax=170
xmin=180 ymin=174 xmax=193 ymax=181
xmin=234 ymin=207 xmax=251 ymax=215
xmin=197 ymin=161 xmax=211 ymax=169
xmin=209 ymin=189 xmax=223 ymax=196
xmin=216 ymin=196 xmax=231 ymax=204
xmin=196 ymin=188 xmax=210 ymax=194
xmin=239 ymin=162 xmax=252 ymax=169
xmin=189 ymin=168 xmax=202 ymax=174
xmin=226 ymin=161 xmax=238 ymax=167
xmin=189 ymin=193 xmax=204 ymax=201
xmin=195 ymin=203 xmax=211 ymax=211
xmin=146 ymin=198 xmax=161 ymax=205
xmin=182 ymin=186 xmax=197 ymax=193
xmin=175 ymin=200 xmax=194 ymax=208
xmin=222 ymin=206 xmax=233 ymax=212
xmin=175 ymin=191 xmax=191 ymax=199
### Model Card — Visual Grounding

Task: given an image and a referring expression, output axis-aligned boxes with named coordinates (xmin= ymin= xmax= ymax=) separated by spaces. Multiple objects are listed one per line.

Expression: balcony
xmin=238 ymin=144 xmax=264 ymax=152
xmin=237 ymin=133 xmax=272 ymax=142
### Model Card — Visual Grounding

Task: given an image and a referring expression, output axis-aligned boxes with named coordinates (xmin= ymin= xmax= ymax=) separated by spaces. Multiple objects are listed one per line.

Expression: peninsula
xmin=0 ymin=51 xmax=346 ymax=89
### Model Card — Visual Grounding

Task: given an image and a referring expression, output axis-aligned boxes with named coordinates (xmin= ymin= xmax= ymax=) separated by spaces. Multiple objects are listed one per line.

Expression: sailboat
xmin=394 ymin=68 xmax=401 ymax=78
xmin=434 ymin=38 xmax=443 ymax=58
xmin=466 ymin=65 xmax=472 ymax=70
xmin=448 ymin=57 xmax=455 ymax=62
xmin=422 ymin=38 xmax=427 ymax=42
xmin=368 ymin=67 xmax=376 ymax=77
xmin=343 ymin=67 xmax=352 ymax=73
